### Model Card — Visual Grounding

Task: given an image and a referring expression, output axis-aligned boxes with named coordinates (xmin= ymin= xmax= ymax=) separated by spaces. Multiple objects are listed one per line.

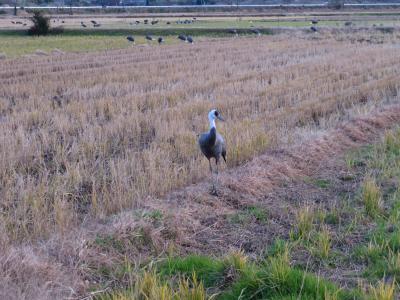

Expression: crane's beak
xmin=217 ymin=115 xmax=225 ymax=122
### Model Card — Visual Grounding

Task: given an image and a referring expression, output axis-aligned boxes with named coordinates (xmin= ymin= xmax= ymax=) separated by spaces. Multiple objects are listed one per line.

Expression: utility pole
xmin=14 ymin=0 xmax=17 ymax=16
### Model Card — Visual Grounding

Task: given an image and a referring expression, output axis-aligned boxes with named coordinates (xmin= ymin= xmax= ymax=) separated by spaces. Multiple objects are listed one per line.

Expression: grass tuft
xmin=98 ymin=270 xmax=207 ymax=300
xmin=386 ymin=250 xmax=400 ymax=278
xmin=362 ymin=176 xmax=383 ymax=218
xmin=370 ymin=279 xmax=396 ymax=300
xmin=159 ymin=255 xmax=225 ymax=288
xmin=268 ymin=244 xmax=291 ymax=285
xmin=312 ymin=225 xmax=332 ymax=259
xmin=229 ymin=205 xmax=268 ymax=224
xmin=384 ymin=131 xmax=400 ymax=156
xmin=295 ymin=206 xmax=314 ymax=240
xmin=224 ymin=250 xmax=248 ymax=272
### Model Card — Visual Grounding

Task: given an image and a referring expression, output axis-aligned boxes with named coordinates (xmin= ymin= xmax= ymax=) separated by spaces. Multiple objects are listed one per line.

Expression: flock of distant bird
xmin=81 ymin=20 xmax=101 ymax=28
xmin=11 ymin=20 xmax=27 ymax=26
xmin=123 ymin=19 xmax=321 ymax=45
xmin=124 ymin=27 xmax=262 ymax=46
xmin=126 ymin=33 xmax=194 ymax=44
xmin=129 ymin=17 xmax=197 ymax=26
xmin=12 ymin=17 xmax=320 ymax=36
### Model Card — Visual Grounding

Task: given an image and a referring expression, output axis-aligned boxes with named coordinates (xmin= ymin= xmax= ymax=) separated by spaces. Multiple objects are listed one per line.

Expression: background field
xmin=1 ymin=9 xmax=400 ymax=300
xmin=1 ymin=7 xmax=400 ymax=57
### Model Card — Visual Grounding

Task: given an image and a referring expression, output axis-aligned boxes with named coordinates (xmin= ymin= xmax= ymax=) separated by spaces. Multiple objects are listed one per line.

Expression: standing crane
xmin=198 ymin=109 xmax=226 ymax=194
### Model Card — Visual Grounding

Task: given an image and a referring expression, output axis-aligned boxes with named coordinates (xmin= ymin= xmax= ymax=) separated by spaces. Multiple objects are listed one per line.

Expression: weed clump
xmin=100 ymin=271 xmax=206 ymax=300
xmin=295 ymin=206 xmax=314 ymax=240
xmin=268 ymin=244 xmax=291 ymax=284
xmin=362 ymin=177 xmax=382 ymax=218
xmin=313 ymin=225 xmax=332 ymax=259
xmin=369 ymin=279 xmax=396 ymax=300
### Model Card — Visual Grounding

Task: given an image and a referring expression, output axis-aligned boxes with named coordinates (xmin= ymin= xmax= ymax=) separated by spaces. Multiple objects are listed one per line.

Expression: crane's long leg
xmin=215 ymin=159 xmax=219 ymax=189
xmin=208 ymin=159 xmax=215 ymax=193
xmin=209 ymin=159 xmax=216 ymax=193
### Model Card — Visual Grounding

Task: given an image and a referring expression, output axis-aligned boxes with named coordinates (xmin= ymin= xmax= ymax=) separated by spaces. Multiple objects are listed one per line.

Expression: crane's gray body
xmin=199 ymin=127 xmax=226 ymax=163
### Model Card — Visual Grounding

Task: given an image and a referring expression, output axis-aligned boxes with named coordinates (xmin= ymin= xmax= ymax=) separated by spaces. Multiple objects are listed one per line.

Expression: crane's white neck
xmin=208 ymin=115 xmax=216 ymax=129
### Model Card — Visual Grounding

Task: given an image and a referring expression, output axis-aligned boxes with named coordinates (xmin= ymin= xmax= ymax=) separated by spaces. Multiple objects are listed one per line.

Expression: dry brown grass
xmin=0 ymin=245 xmax=81 ymax=299
xmin=1 ymin=31 xmax=400 ymax=244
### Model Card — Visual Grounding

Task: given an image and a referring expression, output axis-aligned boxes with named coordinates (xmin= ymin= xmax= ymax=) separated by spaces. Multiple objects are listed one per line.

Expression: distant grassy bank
xmin=0 ymin=33 xmax=132 ymax=57
xmin=0 ymin=27 xmax=274 ymax=37
xmin=0 ymin=28 xmax=273 ymax=58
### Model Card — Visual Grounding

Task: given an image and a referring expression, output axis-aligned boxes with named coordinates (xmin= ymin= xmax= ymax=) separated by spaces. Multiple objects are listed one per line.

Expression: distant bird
xmin=94 ymin=23 xmax=101 ymax=27
xmin=311 ymin=20 xmax=318 ymax=25
xmin=178 ymin=34 xmax=187 ymax=42
xmin=158 ymin=37 xmax=164 ymax=44
xmin=23 ymin=23 xmax=27 ymax=26
xmin=146 ymin=35 xmax=154 ymax=41
xmin=251 ymin=28 xmax=261 ymax=36
xmin=166 ymin=21 xmax=171 ymax=25
xmin=61 ymin=20 xmax=65 ymax=23
xmin=81 ymin=22 xmax=87 ymax=28
xmin=310 ymin=26 xmax=317 ymax=32
xmin=135 ymin=20 xmax=140 ymax=24
xmin=144 ymin=19 xmax=148 ymax=24
xmin=90 ymin=20 xmax=97 ymax=25
xmin=229 ymin=29 xmax=238 ymax=36
xmin=187 ymin=36 xmax=194 ymax=43
xmin=345 ymin=21 xmax=352 ymax=26
xmin=126 ymin=36 xmax=135 ymax=43
xmin=198 ymin=109 xmax=226 ymax=194
xmin=11 ymin=21 xmax=15 ymax=24
xmin=151 ymin=20 xmax=158 ymax=25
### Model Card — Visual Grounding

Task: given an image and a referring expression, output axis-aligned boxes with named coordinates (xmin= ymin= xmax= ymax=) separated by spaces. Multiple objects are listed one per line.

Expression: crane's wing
xmin=216 ymin=133 xmax=226 ymax=163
